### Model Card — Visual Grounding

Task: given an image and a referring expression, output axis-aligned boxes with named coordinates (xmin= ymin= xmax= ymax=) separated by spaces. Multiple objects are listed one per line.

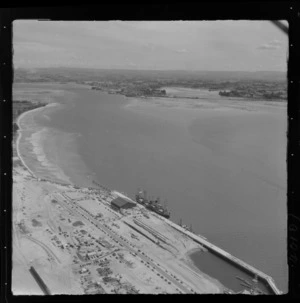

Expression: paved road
xmin=54 ymin=193 xmax=195 ymax=294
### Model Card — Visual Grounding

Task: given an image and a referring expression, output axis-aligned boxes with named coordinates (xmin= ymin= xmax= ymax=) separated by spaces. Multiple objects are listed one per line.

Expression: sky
xmin=13 ymin=20 xmax=288 ymax=71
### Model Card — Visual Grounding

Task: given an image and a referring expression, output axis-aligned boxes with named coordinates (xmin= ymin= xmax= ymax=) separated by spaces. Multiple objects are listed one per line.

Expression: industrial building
xmin=111 ymin=197 xmax=136 ymax=210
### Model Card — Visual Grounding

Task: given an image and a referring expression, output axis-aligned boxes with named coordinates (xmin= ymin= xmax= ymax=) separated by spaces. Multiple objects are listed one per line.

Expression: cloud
xmin=175 ymin=48 xmax=188 ymax=53
xmin=141 ymin=43 xmax=157 ymax=51
xmin=13 ymin=20 xmax=287 ymax=71
xmin=14 ymin=41 xmax=64 ymax=53
xmin=127 ymin=62 xmax=137 ymax=67
xmin=258 ymin=39 xmax=282 ymax=50
xmin=270 ymin=39 xmax=282 ymax=45
xmin=258 ymin=44 xmax=280 ymax=50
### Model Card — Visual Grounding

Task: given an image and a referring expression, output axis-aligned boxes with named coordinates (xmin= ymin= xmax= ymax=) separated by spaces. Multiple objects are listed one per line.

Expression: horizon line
xmin=15 ymin=67 xmax=287 ymax=73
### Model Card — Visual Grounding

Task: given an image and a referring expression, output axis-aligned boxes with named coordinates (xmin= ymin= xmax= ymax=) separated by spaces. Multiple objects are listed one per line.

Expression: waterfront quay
xmin=158 ymin=215 xmax=282 ymax=295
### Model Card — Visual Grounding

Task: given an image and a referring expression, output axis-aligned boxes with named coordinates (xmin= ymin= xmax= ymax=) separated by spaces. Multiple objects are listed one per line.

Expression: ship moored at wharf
xmin=135 ymin=190 xmax=171 ymax=219
xmin=90 ymin=183 xmax=282 ymax=294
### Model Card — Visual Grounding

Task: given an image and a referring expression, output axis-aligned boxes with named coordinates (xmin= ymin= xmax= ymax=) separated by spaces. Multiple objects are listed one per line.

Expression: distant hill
xmin=13 ymin=67 xmax=287 ymax=83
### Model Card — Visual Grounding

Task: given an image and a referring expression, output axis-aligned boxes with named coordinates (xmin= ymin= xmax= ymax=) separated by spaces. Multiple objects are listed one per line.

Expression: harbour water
xmin=14 ymin=82 xmax=288 ymax=292
xmin=189 ymin=250 xmax=271 ymax=294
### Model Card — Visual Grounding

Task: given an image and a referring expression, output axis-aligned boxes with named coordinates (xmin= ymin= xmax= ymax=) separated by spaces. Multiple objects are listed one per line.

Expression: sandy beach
xmin=15 ymin=102 xmax=74 ymax=185
xmin=15 ymin=103 xmax=58 ymax=177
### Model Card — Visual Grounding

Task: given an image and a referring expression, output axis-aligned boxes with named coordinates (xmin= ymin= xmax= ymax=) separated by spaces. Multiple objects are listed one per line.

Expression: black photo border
xmin=1 ymin=2 xmax=299 ymax=302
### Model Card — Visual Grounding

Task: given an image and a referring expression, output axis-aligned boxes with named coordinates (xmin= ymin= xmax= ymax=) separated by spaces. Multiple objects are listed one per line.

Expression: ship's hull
xmin=146 ymin=206 xmax=170 ymax=219
xmin=135 ymin=195 xmax=170 ymax=219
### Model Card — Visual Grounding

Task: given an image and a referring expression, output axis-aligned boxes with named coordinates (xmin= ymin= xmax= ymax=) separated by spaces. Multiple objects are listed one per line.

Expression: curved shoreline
xmin=183 ymin=248 xmax=227 ymax=293
xmin=15 ymin=103 xmax=59 ymax=177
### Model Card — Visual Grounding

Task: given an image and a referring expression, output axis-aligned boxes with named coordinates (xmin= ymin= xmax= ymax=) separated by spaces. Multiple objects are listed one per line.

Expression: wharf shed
xmin=111 ymin=197 xmax=136 ymax=210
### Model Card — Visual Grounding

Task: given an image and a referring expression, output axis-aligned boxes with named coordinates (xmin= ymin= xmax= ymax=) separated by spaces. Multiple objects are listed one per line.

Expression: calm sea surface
xmin=15 ymin=83 xmax=288 ymax=292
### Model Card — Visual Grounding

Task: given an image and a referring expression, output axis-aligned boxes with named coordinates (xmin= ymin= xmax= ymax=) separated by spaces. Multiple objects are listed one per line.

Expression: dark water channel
xmin=190 ymin=250 xmax=272 ymax=294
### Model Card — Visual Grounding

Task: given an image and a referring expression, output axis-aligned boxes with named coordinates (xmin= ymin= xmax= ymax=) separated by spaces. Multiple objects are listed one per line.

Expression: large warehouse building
xmin=111 ymin=197 xmax=136 ymax=210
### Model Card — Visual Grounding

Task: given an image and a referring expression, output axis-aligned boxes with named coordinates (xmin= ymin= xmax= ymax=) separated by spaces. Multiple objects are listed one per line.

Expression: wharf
xmin=159 ymin=217 xmax=282 ymax=295
xmin=61 ymin=185 xmax=281 ymax=294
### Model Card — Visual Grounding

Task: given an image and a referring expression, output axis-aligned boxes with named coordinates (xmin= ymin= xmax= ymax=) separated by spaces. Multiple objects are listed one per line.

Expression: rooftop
xmin=111 ymin=197 xmax=136 ymax=209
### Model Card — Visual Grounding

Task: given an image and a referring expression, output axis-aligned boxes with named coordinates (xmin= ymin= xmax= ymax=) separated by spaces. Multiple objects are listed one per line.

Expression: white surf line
xmin=15 ymin=103 xmax=59 ymax=178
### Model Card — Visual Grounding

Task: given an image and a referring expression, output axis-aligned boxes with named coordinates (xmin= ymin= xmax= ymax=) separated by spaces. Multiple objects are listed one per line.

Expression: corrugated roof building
xmin=111 ymin=197 xmax=136 ymax=210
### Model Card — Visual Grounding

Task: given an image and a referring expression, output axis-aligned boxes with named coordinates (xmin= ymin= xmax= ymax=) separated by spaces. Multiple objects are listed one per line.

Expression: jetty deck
xmin=160 ymin=217 xmax=282 ymax=295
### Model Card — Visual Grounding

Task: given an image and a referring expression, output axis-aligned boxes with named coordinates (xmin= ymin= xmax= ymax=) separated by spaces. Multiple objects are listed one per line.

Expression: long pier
xmin=160 ymin=218 xmax=282 ymax=295
xmin=117 ymin=190 xmax=282 ymax=294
